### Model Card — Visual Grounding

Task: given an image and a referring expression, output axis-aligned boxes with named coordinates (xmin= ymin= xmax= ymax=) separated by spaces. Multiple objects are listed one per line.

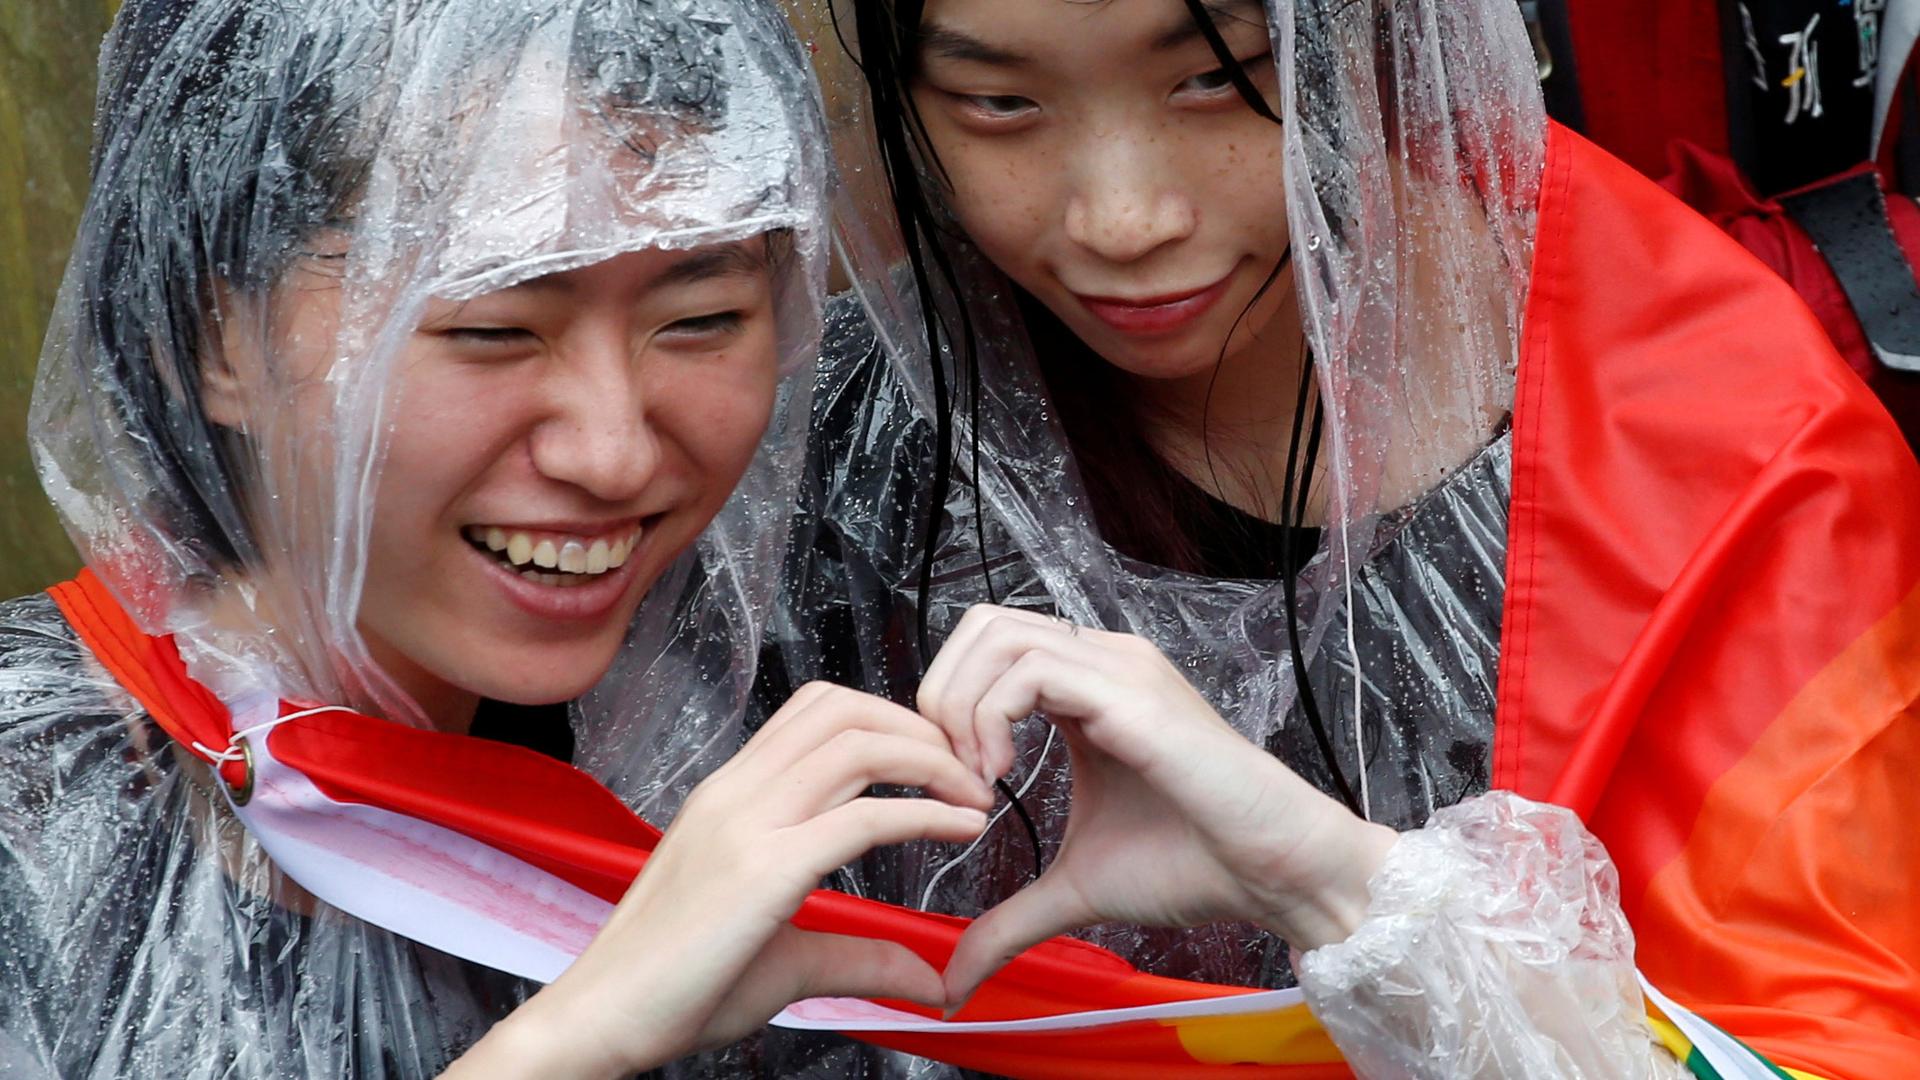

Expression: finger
xmin=918 ymin=608 xmax=1066 ymax=781
xmin=915 ymin=605 xmax=1017 ymax=776
xmin=791 ymin=796 xmax=990 ymax=875
xmin=927 ymin=614 xmax=1134 ymax=781
xmin=785 ymin=730 xmax=994 ymax=813
xmin=740 ymin=685 xmax=956 ymax=781
xmin=917 ymin=605 xmax=1020 ymax=708
xmin=782 ymin=930 xmax=949 ymax=1008
xmin=729 ymin=680 xmax=844 ymax=775
xmin=918 ymin=606 xmax=1068 ymax=715
xmin=692 ymin=930 xmax=947 ymax=1053
xmin=749 ymin=679 xmax=839 ymax=743
xmin=973 ymin=650 xmax=1155 ymax=776
xmin=942 ymin=873 xmax=1096 ymax=1010
xmin=917 ymin=608 xmax=1073 ymax=751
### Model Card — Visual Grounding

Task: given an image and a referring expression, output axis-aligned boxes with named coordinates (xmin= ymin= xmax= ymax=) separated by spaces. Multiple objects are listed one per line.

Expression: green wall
xmin=0 ymin=4 xmax=117 ymax=597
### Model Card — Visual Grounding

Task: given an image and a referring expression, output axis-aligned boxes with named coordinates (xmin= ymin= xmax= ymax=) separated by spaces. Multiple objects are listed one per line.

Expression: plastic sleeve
xmin=1296 ymin=792 xmax=1691 ymax=1079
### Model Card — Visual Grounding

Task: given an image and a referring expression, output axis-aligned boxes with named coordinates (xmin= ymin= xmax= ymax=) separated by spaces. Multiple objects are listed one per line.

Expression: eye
xmin=1174 ymin=52 xmax=1272 ymax=104
xmin=660 ymin=311 xmax=745 ymax=339
xmin=949 ymin=92 xmax=1040 ymax=127
xmin=444 ymin=326 xmax=537 ymax=347
xmin=1179 ymin=67 xmax=1236 ymax=95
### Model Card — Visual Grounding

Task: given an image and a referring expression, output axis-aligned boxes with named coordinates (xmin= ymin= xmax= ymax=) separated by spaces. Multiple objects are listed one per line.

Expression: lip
xmin=467 ymin=517 xmax=645 ymax=540
xmin=468 ymin=517 xmax=656 ymax=623
xmin=1073 ymin=272 xmax=1236 ymax=337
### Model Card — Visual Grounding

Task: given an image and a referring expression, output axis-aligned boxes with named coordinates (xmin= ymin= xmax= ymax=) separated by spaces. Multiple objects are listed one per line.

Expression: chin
xmin=458 ymin=644 xmax=624 ymax=709
xmin=475 ymin=675 xmax=606 ymax=709
xmin=1103 ymin=343 xmax=1231 ymax=382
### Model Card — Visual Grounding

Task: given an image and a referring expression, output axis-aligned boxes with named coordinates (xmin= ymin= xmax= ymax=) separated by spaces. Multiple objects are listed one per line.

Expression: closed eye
xmin=444 ymin=326 xmax=537 ymax=346
xmin=660 ymin=311 xmax=745 ymax=338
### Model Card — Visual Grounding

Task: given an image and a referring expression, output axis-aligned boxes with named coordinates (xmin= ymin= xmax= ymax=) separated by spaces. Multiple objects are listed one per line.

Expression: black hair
xmin=79 ymin=0 xmax=732 ymax=572
xmin=84 ymin=0 xmax=372 ymax=568
xmin=835 ymin=0 xmax=1366 ymax=834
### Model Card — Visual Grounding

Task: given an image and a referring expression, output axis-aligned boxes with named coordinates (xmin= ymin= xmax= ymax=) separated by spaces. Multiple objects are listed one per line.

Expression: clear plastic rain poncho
xmin=778 ymin=0 xmax=1687 ymax=1074
xmin=0 ymin=0 xmax=855 ymax=1075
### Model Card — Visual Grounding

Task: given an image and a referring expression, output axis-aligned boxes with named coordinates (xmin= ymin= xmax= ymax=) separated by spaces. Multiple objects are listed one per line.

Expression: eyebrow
xmin=650 ymin=242 xmax=770 ymax=289
xmin=502 ymin=242 xmax=769 ymax=296
xmin=918 ymin=0 xmax=1267 ymax=69
xmin=917 ymin=23 xmax=1031 ymax=68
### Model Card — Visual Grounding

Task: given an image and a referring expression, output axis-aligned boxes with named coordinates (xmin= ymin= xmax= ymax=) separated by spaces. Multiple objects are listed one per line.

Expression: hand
xmin=916 ymin=605 xmax=1398 ymax=1007
xmin=456 ymin=682 xmax=994 ymax=1078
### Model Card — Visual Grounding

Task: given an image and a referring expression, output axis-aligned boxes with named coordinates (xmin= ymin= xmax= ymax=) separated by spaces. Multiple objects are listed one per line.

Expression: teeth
xmin=532 ymin=539 xmax=559 ymax=569
xmin=472 ymin=525 xmax=644 ymax=580
xmin=518 ymin=568 xmax=595 ymax=588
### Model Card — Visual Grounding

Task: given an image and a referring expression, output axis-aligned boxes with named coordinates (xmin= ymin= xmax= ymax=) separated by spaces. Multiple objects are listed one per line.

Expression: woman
xmin=0 ymin=1 xmax=998 ymax=1076
xmin=780 ymin=0 xmax=1920 ymax=1074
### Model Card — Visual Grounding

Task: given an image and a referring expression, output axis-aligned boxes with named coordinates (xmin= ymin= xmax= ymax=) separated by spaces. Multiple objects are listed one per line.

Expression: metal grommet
xmin=227 ymin=736 xmax=256 ymax=806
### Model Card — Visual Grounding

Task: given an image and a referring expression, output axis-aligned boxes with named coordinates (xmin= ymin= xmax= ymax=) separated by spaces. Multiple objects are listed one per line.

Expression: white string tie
xmin=191 ymin=704 xmax=358 ymax=766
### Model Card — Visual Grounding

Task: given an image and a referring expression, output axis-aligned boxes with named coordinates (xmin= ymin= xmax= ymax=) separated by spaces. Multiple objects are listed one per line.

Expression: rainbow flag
xmin=1496 ymin=124 xmax=1920 ymax=1079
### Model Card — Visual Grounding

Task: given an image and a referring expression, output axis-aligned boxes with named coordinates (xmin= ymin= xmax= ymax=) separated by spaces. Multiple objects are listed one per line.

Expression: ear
xmin=198 ymin=285 xmax=260 ymax=431
xmin=199 ymin=340 xmax=250 ymax=430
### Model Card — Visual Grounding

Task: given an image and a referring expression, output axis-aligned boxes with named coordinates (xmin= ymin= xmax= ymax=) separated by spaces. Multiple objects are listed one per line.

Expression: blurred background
xmin=1 ymin=3 xmax=117 ymax=597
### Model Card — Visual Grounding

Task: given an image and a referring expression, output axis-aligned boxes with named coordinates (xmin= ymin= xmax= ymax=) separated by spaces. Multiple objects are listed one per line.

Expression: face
xmin=240 ymin=242 xmax=782 ymax=726
xmin=908 ymin=0 xmax=1293 ymax=383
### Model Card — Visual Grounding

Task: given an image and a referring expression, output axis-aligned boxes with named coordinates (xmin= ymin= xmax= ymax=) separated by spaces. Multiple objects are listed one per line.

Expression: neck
xmin=360 ymin=634 xmax=481 ymax=735
xmin=1125 ymin=289 xmax=1328 ymax=526
xmin=195 ymin=573 xmax=479 ymax=735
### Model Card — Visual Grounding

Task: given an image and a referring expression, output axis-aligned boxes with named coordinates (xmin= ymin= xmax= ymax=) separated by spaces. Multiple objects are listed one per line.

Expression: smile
xmin=1073 ymin=272 xmax=1237 ymax=338
xmin=463 ymin=524 xmax=642 ymax=588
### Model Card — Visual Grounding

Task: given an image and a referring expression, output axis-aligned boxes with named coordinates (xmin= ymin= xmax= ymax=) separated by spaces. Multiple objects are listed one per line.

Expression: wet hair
xmin=85 ymin=0 xmax=369 ymax=567
xmin=81 ymin=0 xmax=732 ymax=569
xmin=838 ymin=0 xmax=1365 ymax=820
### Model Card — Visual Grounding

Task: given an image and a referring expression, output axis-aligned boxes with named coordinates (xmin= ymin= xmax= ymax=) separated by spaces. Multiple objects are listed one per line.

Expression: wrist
xmin=457 ymin=984 xmax=650 ymax=1080
xmin=1261 ymin=817 xmax=1397 ymax=951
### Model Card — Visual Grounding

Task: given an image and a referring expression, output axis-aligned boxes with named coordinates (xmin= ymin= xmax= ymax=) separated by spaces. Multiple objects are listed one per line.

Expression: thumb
xmin=786 ymin=930 xmax=948 ymax=1008
xmin=942 ymin=874 xmax=1093 ymax=1012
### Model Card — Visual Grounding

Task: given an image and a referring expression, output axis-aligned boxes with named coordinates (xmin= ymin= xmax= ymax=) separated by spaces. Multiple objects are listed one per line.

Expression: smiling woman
xmin=0 ymin=1 xmax=1001 ymax=1077
xmin=912 ymin=0 xmax=1291 ymax=371
xmin=322 ymin=241 xmax=786 ymax=723
xmin=780 ymin=0 xmax=1920 ymax=1076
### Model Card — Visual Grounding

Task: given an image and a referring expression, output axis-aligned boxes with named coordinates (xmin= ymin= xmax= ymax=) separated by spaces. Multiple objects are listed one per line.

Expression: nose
xmin=1063 ymin=129 xmax=1198 ymax=264
xmin=528 ymin=333 xmax=660 ymax=502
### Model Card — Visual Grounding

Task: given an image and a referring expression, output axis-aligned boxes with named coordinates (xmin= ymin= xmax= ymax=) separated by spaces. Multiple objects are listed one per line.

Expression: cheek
xmin=1202 ymin=121 xmax=1291 ymax=248
xmin=918 ymin=127 xmax=1056 ymax=276
xmin=367 ymin=369 xmax=523 ymax=551
xmin=656 ymin=345 xmax=781 ymax=493
xmin=949 ymin=173 xmax=1051 ymax=281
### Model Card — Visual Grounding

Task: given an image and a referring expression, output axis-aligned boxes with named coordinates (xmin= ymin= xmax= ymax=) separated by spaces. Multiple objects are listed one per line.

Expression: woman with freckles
xmin=0 ymin=1 xmax=1003 ymax=1077
xmin=772 ymin=0 xmax=1920 ymax=1074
